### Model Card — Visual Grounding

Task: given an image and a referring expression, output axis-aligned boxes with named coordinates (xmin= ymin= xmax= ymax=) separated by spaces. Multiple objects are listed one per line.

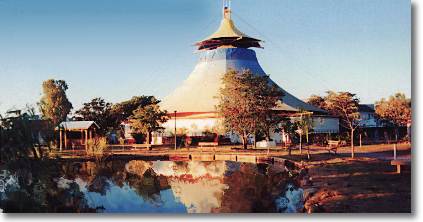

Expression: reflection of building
xmin=160 ymin=1 xmax=338 ymax=144
xmin=151 ymin=161 xmax=228 ymax=213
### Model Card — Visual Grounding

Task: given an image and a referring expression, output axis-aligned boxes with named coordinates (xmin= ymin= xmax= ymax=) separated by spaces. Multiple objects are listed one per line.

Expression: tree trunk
xmin=351 ymin=128 xmax=355 ymax=158
xmin=31 ymin=147 xmax=39 ymax=159
xmin=242 ymin=132 xmax=248 ymax=150
xmin=243 ymin=138 xmax=248 ymax=149
xmin=266 ymin=128 xmax=270 ymax=142
xmin=395 ymin=127 xmax=399 ymax=143
xmin=299 ymin=134 xmax=302 ymax=154
xmin=146 ymin=131 xmax=151 ymax=150
xmin=307 ymin=145 xmax=310 ymax=160
xmin=37 ymin=144 xmax=44 ymax=158
xmin=394 ymin=127 xmax=398 ymax=159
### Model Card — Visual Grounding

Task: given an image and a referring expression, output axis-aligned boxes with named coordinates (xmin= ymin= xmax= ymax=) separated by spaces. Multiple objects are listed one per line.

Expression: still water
xmin=0 ymin=159 xmax=304 ymax=213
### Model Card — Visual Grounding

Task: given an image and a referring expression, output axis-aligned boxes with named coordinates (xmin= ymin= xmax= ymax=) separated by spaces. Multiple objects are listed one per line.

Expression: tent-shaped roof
xmin=204 ymin=17 xmax=252 ymax=40
xmin=56 ymin=121 xmax=99 ymax=131
xmin=195 ymin=6 xmax=261 ymax=50
xmin=161 ymin=47 xmax=326 ymax=114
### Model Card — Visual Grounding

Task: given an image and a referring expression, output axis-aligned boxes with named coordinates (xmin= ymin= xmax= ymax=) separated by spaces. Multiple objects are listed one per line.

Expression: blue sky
xmin=0 ymin=0 xmax=410 ymax=114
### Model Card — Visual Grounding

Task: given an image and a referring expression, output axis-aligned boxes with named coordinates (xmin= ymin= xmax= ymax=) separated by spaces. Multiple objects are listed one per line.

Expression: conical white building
xmin=160 ymin=2 xmax=338 ymax=144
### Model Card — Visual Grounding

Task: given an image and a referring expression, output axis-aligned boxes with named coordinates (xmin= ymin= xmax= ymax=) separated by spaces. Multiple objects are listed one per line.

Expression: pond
xmin=0 ymin=158 xmax=305 ymax=213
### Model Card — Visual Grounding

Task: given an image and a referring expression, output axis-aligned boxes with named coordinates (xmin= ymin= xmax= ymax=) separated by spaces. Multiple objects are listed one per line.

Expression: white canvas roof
xmin=161 ymin=48 xmax=325 ymax=114
xmin=57 ymin=121 xmax=99 ymax=131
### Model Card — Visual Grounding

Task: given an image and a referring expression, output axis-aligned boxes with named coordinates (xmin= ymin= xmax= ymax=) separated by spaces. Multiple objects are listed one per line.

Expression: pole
xmin=299 ymin=113 xmax=304 ymax=154
xmin=174 ymin=110 xmax=177 ymax=150
xmin=299 ymin=133 xmax=302 ymax=154
xmin=394 ymin=130 xmax=398 ymax=160
xmin=85 ymin=130 xmax=88 ymax=151
xmin=64 ymin=130 xmax=67 ymax=150
xmin=59 ymin=129 xmax=63 ymax=151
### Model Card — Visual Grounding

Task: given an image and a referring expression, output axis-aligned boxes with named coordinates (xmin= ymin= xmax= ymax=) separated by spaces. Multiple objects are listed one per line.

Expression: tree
xmin=74 ymin=97 xmax=113 ymax=135
xmin=259 ymin=101 xmax=285 ymax=143
xmin=110 ymin=96 xmax=159 ymax=126
xmin=38 ymin=79 xmax=73 ymax=126
xmin=216 ymin=69 xmax=284 ymax=149
xmin=128 ymin=104 xmax=168 ymax=148
xmin=306 ymin=95 xmax=326 ymax=110
xmin=324 ymin=91 xmax=360 ymax=158
xmin=280 ymin=118 xmax=299 ymax=155
xmin=294 ymin=110 xmax=314 ymax=159
xmin=375 ymin=92 xmax=411 ymax=142
xmin=0 ymin=110 xmax=39 ymax=161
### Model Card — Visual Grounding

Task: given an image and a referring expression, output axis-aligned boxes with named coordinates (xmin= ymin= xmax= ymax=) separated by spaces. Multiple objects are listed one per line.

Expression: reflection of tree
xmin=71 ymin=160 xmax=127 ymax=195
xmin=56 ymin=159 xmax=171 ymax=210
xmin=125 ymin=160 xmax=152 ymax=177
xmin=82 ymin=162 xmax=114 ymax=196
xmin=127 ymin=168 xmax=163 ymax=205
xmin=1 ymin=159 xmax=296 ymax=213
xmin=49 ymin=181 xmax=95 ymax=212
xmin=0 ymin=160 xmax=95 ymax=212
xmin=213 ymin=163 xmax=277 ymax=213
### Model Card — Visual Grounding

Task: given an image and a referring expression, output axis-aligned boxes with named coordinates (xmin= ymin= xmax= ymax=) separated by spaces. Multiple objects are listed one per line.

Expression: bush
xmin=86 ymin=137 xmax=108 ymax=155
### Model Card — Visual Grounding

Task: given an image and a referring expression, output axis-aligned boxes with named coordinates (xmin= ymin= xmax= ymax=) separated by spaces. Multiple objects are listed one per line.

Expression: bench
xmin=198 ymin=142 xmax=218 ymax=152
xmin=326 ymin=140 xmax=340 ymax=154
xmin=390 ymin=159 xmax=411 ymax=174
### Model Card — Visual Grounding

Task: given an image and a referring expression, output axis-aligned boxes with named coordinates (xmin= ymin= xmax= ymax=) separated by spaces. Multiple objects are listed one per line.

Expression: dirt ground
xmin=292 ymin=143 xmax=412 ymax=213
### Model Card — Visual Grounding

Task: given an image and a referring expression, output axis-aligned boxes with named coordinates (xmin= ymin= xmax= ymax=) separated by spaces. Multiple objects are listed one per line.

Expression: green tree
xmin=128 ymin=104 xmax=168 ymax=148
xmin=111 ymin=96 xmax=159 ymax=126
xmin=216 ymin=69 xmax=284 ymax=149
xmin=280 ymin=118 xmax=299 ymax=156
xmin=38 ymin=79 xmax=73 ymax=126
xmin=74 ymin=97 xmax=113 ymax=135
xmin=294 ymin=110 xmax=314 ymax=159
xmin=324 ymin=91 xmax=360 ymax=158
xmin=259 ymin=101 xmax=285 ymax=143
xmin=0 ymin=110 xmax=39 ymax=161
xmin=306 ymin=95 xmax=326 ymax=110
xmin=375 ymin=92 xmax=411 ymax=142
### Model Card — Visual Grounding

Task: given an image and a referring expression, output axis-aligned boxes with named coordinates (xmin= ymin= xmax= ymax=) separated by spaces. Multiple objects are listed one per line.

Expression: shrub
xmin=86 ymin=137 xmax=108 ymax=156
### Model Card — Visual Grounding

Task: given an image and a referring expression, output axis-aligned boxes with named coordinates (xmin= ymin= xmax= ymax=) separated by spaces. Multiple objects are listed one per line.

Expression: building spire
xmin=223 ymin=0 xmax=231 ymax=19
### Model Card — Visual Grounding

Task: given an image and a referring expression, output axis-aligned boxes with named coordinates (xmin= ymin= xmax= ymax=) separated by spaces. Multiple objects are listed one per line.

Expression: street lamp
xmin=174 ymin=110 xmax=177 ymax=150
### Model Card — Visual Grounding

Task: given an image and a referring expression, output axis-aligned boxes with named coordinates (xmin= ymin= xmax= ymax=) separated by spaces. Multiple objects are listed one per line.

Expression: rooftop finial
xmin=223 ymin=0 xmax=231 ymax=19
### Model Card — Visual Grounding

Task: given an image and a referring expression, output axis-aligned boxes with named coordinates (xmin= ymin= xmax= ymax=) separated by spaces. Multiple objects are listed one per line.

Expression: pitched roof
xmin=57 ymin=121 xmax=99 ymax=131
xmin=359 ymin=104 xmax=375 ymax=112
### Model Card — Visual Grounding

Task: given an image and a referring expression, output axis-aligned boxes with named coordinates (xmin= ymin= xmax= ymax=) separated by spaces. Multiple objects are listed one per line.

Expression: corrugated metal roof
xmin=57 ymin=121 xmax=99 ymax=130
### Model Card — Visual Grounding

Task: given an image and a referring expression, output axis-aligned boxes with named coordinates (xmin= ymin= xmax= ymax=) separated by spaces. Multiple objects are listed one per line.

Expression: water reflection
xmin=0 ymin=159 xmax=303 ymax=213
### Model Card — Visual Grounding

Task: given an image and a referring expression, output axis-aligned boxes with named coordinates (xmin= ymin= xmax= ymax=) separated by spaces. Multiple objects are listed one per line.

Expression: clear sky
xmin=0 ymin=0 xmax=411 ymax=114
